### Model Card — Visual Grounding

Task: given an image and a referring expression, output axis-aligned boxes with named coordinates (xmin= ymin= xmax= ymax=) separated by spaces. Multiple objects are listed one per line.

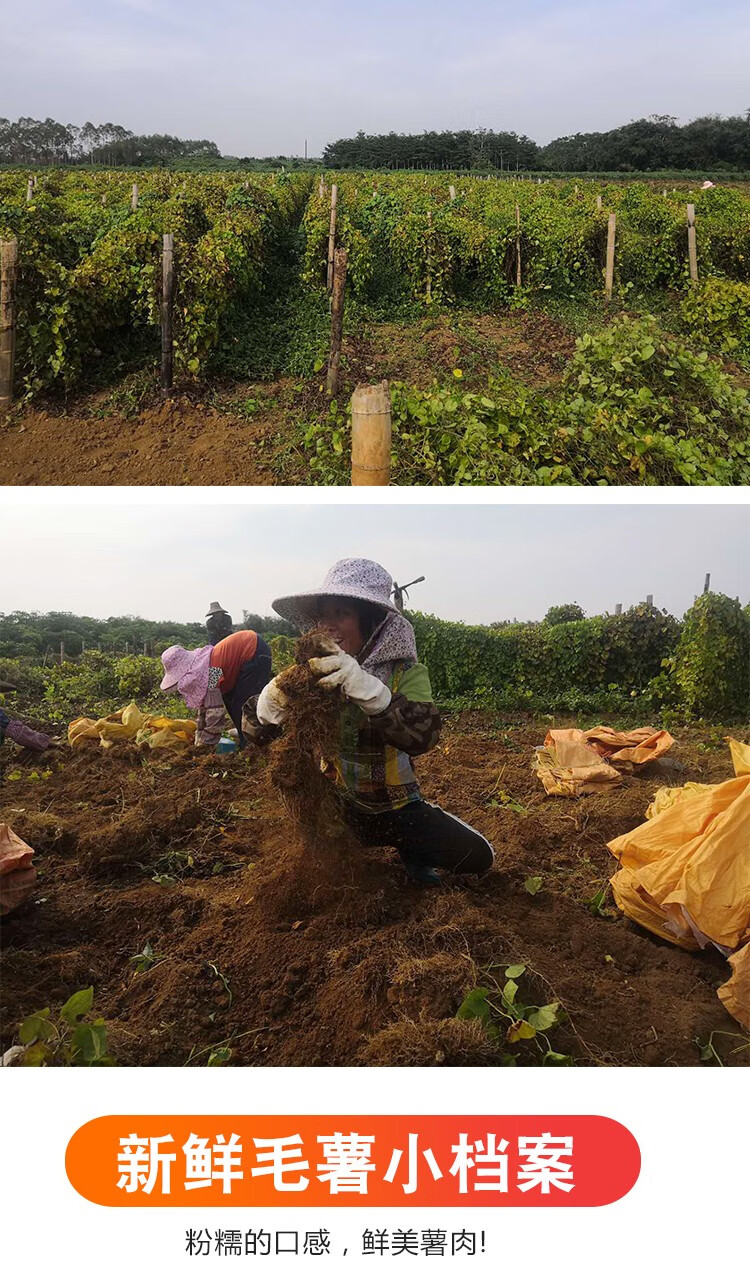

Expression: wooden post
xmin=426 ymin=210 xmax=432 ymax=303
xmin=687 ymin=204 xmax=698 ymax=283
xmin=101 ymin=194 xmax=106 ymax=206
xmin=515 ymin=203 xmax=522 ymax=287
xmin=60 ymin=642 xmax=65 ymax=665
xmin=449 ymin=184 xmax=456 ymax=201
xmin=596 ymin=194 xmax=602 ymax=211
xmin=144 ymin=639 xmax=148 ymax=655
xmin=326 ymin=184 xmax=338 ymax=292
xmin=131 ymin=182 xmax=139 ymax=211
xmin=605 ymin=212 xmax=616 ymax=301
xmin=161 ymin=233 xmax=175 ymax=397
xmin=326 ymin=247 xmax=348 ymax=398
xmin=318 ymin=176 xmax=325 ymax=198
xmin=351 ymin=381 xmax=391 ymax=486
xmin=0 ymin=239 xmax=19 ymax=410
xmin=703 ymin=573 xmax=710 ymax=594
xmin=663 ymin=188 xmax=668 ymax=199
xmin=26 ymin=178 xmax=33 ymax=203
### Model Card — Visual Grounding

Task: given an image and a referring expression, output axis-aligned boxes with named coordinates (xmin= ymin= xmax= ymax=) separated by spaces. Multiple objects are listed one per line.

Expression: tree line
xmin=0 ymin=118 xmax=220 ymax=167
xmin=0 ymin=611 xmax=296 ymax=658
xmin=324 ymin=115 xmax=750 ymax=172
xmin=3 ymin=112 xmax=749 ymax=173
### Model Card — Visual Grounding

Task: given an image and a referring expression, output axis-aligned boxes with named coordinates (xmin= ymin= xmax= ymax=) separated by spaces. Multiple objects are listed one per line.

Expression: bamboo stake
xmin=0 ymin=239 xmax=19 ymax=410
xmin=60 ymin=642 xmax=65 ymax=665
xmin=326 ymin=184 xmax=338 ymax=292
xmin=26 ymin=178 xmax=33 ymax=203
xmin=161 ymin=233 xmax=175 ymax=396
xmin=687 ymin=204 xmax=698 ymax=283
xmin=515 ymin=203 xmax=522 ymax=287
xmin=351 ymin=381 xmax=391 ymax=486
xmin=449 ymin=185 xmax=456 ymax=201
xmin=596 ymin=194 xmax=602 ymax=211
xmin=131 ymin=182 xmax=139 ymax=211
xmin=426 ymin=210 xmax=432 ymax=303
xmin=326 ymin=247 xmax=348 ymax=399
xmin=605 ymin=212 xmax=616 ymax=301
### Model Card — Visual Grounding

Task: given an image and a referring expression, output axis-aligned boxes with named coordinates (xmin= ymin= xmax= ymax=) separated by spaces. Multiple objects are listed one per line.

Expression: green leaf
xmin=72 ymin=1022 xmax=109 ymax=1064
xmin=502 ymin=979 xmax=518 ymax=1007
xmin=543 ymin=1051 xmax=574 ymax=1066
xmin=207 ymin=1047 xmax=232 ymax=1067
xmin=456 ymin=987 xmax=491 ymax=1021
xmin=21 ymin=1041 xmax=51 ymax=1066
xmin=19 ymin=1008 xmax=53 ymax=1044
xmin=524 ymin=876 xmax=544 ymax=895
xmin=505 ymin=964 xmax=526 ymax=979
xmin=59 ymin=987 xmax=94 ymax=1025
xmin=527 ymin=1003 xmax=561 ymax=1032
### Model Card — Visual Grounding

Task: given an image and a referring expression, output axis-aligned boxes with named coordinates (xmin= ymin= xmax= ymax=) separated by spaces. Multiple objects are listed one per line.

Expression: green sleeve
xmin=393 ymin=663 xmax=434 ymax=703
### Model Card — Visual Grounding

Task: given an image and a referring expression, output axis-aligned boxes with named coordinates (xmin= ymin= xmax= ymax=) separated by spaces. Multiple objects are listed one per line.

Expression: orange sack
xmin=0 ymin=824 xmax=36 ymax=916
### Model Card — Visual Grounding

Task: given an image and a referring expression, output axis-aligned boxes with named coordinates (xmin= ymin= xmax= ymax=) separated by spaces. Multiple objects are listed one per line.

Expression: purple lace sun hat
xmin=272 ymin=558 xmax=400 ymax=631
xmin=160 ymin=645 xmax=213 ymax=710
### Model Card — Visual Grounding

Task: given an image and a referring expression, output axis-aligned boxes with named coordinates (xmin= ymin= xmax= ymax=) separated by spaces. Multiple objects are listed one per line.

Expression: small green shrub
xmin=544 ymin=604 xmax=585 ymax=625
xmin=673 ymin=593 xmax=750 ymax=719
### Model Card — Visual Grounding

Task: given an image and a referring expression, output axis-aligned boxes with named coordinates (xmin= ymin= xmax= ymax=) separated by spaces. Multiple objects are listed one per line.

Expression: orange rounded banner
xmin=67 ymin=1115 xmax=639 ymax=1207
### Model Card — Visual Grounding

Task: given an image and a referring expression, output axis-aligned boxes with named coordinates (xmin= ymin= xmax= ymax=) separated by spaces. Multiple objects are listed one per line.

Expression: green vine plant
xmin=456 ymin=964 xmax=573 ymax=1066
xmin=11 ymin=987 xmax=114 ymax=1066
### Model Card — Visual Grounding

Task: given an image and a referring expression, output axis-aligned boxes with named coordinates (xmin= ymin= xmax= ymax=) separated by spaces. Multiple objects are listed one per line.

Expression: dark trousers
xmin=344 ymin=799 xmax=494 ymax=876
xmin=222 ymin=638 xmax=273 ymax=746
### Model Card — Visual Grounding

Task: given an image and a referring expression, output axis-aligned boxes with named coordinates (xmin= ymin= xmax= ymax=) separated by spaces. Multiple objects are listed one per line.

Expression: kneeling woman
xmin=242 ymin=559 xmax=494 ymax=885
xmin=161 ymin=629 xmax=272 ymax=747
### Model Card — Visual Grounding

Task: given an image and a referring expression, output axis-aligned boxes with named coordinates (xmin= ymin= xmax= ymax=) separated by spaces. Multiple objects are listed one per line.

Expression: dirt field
xmin=1 ymin=712 xmax=746 ymax=1067
xmin=0 ymin=311 xmax=574 ymax=486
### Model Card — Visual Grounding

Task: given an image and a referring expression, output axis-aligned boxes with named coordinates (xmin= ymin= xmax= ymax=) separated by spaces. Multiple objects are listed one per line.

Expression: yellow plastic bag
xmin=608 ymin=739 xmax=750 ymax=1028
xmin=69 ymin=703 xmax=195 ymax=750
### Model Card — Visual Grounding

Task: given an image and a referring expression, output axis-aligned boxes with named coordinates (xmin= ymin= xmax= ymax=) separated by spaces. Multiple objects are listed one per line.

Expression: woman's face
xmin=317 ymin=598 xmax=365 ymax=657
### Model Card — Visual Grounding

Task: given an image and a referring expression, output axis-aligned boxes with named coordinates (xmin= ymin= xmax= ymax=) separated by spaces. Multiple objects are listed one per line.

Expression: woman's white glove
xmin=309 ymin=651 xmax=391 ymax=716
xmin=256 ymin=677 xmax=290 ymax=726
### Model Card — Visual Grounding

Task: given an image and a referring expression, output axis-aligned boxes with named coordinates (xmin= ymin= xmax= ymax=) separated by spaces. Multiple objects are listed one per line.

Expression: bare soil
xmin=1 ymin=713 xmax=746 ymax=1068
xmin=0 ymin=311 xmax=573 ymax=486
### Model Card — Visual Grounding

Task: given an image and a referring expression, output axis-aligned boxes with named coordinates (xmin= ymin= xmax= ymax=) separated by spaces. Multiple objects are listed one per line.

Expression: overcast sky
xmin=2 ymin=504 xmax=747 ymax=626
xmin=3 ymin=0 xmax=748 ymax=155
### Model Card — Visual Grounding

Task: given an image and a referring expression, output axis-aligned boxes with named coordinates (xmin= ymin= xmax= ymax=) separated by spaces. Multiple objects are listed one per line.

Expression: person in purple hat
xmin=242 ymin=558 xmax=494 ymax=886
xmin=161 ymin=629 xmax=272 ymax=747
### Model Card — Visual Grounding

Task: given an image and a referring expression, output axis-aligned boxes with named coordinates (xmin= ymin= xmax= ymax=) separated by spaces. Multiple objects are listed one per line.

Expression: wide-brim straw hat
xmin=273 ymin=558 xmax=399 ymax=631
xmin=206 ymin=601 xmax=230 ymax=618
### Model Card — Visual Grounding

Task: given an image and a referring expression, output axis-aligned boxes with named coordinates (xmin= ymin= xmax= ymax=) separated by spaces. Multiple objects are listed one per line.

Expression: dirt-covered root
xmin=269 ymin=629 xmax=347 ymax=842
xmin=360 ymin=1017 xmax=501 ymax=1066
xmin=7 ymin=809 xmax=78 ymax=855
xmin=388 ymin=952 xmax=478 ymax=1020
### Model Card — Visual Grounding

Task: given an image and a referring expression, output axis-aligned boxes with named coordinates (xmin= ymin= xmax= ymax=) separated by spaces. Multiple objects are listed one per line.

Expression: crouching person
xmin=242 ymin=558 xmax=494 ymax=886
xmin=161 ymin=629 xmax=273 ymax=747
